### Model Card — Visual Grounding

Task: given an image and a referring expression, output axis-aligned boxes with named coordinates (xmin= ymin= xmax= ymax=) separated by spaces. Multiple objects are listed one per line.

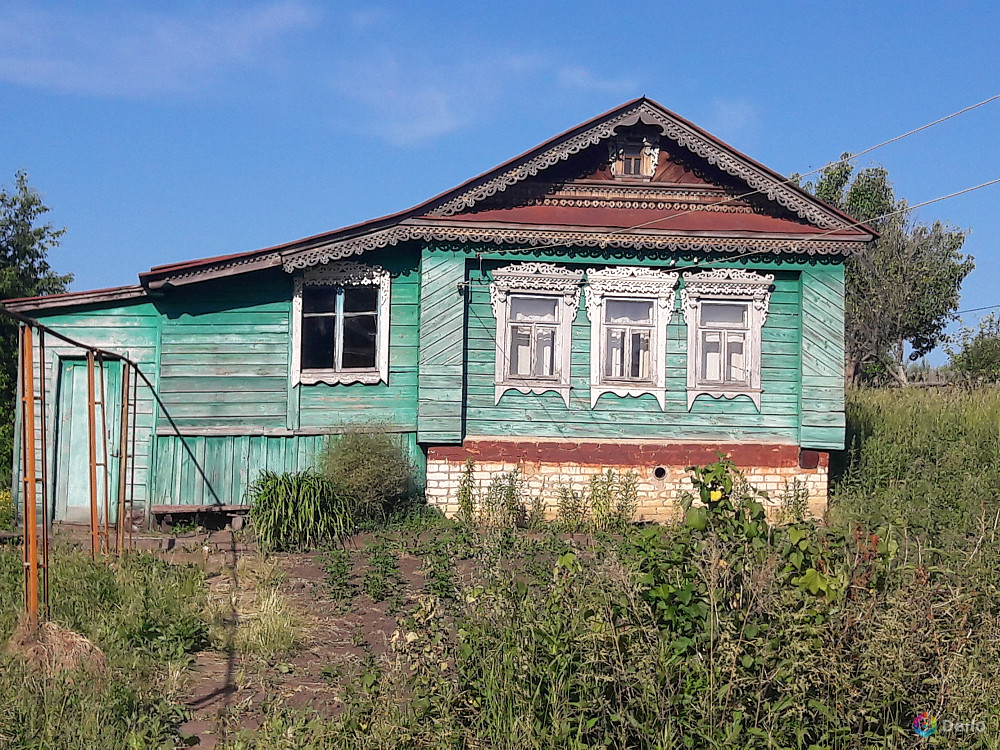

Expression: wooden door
xmin=53 ymin=359 xmax=122 ymax=523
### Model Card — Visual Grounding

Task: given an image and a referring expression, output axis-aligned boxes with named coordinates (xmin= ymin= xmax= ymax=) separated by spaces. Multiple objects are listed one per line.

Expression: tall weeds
xmin=248 ymin=470 xmax=350 ymax=553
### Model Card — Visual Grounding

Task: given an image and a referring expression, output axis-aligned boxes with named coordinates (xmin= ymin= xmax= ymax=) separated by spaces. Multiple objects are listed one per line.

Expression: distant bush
xmin=318 ymin=428 xmax=417 ymax=520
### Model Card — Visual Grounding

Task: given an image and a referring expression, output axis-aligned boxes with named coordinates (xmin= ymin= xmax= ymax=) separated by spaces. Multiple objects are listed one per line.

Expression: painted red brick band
xmin=427 ymin=440 xmax=821 ymax=469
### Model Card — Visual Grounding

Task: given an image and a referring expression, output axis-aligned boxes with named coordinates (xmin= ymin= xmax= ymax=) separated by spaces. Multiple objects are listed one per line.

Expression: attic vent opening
xmin=610 ymin=138 xmax=659 ymax=181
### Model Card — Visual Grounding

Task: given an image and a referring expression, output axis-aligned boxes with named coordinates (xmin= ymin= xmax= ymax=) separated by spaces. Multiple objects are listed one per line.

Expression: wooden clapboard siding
xmin=12 ymin=300 xmax=161 ymax=518
xmin=156 ymin=270 xmax=291 ymax=429
xmin=297 ymin=252 xmax=420 ymax=430
xmin=799 ymin=264 xmax=846 ymax=450
xmin=417 ymin=250 xmax=466 ymax=443
xmin=150 ymin=431 xmax=424 ymax=506
xmin=463 ymin=257 xmax=805 ymax=444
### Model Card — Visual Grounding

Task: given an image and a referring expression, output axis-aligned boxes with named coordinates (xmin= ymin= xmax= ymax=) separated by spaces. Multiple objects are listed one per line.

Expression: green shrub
xmin=248 ymin=470 xmax=351 ymax=553
xmin=318 ymin=428 xmax=416 ymax=520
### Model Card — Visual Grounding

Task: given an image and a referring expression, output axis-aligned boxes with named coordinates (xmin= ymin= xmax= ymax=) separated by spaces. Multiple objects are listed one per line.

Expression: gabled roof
xmin=127 ymin=97 xmax=875 ymax=289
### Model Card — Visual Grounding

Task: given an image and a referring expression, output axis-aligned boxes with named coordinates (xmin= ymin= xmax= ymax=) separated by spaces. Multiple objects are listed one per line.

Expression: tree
xmin=0 ymin=172 xmax=72 ymax=485
xmin=803 ymin=156 xmax=973 ymax=385
xmin=947 ymin=314 xmax=1000 ymax=383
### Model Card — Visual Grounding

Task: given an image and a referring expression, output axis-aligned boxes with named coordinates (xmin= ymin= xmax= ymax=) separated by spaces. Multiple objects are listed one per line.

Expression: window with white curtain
xmin=490 ymin=262 xmax=583 ymax=406
xmin=585 ymin=266 xmax=678 ymax=409
xmin=681 ymin=269 xmax=773 ymax=410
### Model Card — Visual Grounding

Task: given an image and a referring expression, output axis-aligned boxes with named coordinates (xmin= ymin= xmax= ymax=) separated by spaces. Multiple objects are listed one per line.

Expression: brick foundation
xmin=425 ymin=439 xmax=829 ymax=522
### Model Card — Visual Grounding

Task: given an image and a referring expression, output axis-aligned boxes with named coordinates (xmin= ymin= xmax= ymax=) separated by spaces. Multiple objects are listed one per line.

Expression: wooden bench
xmin=0 ymin=530 xmax=23 ymax=544
xmin=150 ymin=504 xmax=250 ymax=530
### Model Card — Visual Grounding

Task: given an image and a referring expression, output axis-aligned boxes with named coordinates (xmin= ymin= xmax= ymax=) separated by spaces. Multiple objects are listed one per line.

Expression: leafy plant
xmin=248 ymin=470 xmax=350 ymax=553
xmin=0 ymin=488 xmax=13 ymax=532
xmin=362 ymin=543 xmax=404 ymax=606
xmin=318 ymin=428 xmax=416 ymax=521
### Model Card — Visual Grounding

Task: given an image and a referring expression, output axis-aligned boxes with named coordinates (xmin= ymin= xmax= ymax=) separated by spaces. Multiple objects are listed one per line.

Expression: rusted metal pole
xmin=20 ymin=325 xmax=39 ymax=627
xmin=127 ymin=366 xmax=138 ymax=551
xmin=97 ymin=356 xmax=111 ymax=555
xmin=86 ymin=351 xmax=99 ymax=560
xmin=115 ymin=364 xmax=131 ymax=555
xmin=37 ymin=330 xmax=51 ymax=619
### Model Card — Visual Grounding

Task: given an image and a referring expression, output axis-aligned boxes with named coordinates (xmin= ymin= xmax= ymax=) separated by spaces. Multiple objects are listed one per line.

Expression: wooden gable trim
xmin=421 ymin=99 xmax=859 ymax=232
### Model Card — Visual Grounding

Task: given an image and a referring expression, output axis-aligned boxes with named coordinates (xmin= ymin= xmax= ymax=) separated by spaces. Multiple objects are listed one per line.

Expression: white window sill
xmin=298 ymin=370 xmax=385 ymax=386
xmin=688 ymin=387 xmax=762 ymax=410
xmin=495 ymin=381 xmax=571 ymax=407
xmin=591 ymin=384 xmax=665 ymax=410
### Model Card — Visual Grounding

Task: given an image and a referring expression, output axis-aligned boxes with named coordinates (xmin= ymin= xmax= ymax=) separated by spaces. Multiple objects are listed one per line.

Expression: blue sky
xmin=2 ymin=1 xmax=998 ymax=358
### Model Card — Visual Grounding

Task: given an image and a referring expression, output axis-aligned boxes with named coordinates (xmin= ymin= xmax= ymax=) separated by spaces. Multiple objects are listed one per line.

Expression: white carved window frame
xmin=490 ymin=262 xmax=583 ymax=407
xmin=291 ymin=261 xmax=391 ymax=386
xmin=680 ymin=268 xmax=774 ymax=411
xmin=585 ymin=267 xmax=678 ymax=410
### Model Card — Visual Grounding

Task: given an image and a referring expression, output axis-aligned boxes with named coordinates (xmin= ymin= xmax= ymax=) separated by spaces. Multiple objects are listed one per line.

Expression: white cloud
xmin=332 ymin=51 xmax=636 ymax=146
xmin=0 ymin=1 xmax=319 ymax=97
xmin=556 ymin=65 xmax=635 ymax=95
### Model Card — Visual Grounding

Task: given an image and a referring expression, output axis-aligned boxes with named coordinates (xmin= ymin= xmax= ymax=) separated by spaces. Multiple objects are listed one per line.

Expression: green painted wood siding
xmin=799 ymin=264 xmax=846 ymax=450
xmin=297 ymin=252 xmax=420 ymax=431
xmin=151 ymin=431 xmax=424 ymax=505
xmin=156 ymin=271 xmax=292 ymax=430
xmin=464 ymin=258 xmax=808 ymax=443
xmin=12 ymin=301 xmax=160 ymax=514
xmin=417 ymin=250 xmax=466 ymax=443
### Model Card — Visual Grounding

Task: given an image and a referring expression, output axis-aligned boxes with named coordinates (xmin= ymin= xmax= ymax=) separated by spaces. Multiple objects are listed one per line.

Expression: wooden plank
xmin=417 ymin=251 xmax=466 ymax=444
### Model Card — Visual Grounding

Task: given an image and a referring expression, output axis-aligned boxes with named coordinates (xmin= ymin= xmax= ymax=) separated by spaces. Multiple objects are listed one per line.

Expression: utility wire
xmin=478 ymin=92 xmax=1000 ymax=259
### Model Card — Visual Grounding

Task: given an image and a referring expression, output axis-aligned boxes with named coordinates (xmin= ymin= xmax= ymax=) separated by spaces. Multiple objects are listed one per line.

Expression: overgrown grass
xmin=832 ymin=386 xmax=1000 ymax=550
xmin=240 ymin=388 xmax=1000 ymax=748
xmin=0 ymin=546 xmax=210 ymax=748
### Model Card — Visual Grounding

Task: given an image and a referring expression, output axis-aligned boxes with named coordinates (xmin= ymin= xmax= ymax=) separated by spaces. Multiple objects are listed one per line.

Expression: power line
xmin=955 ymin=304 xmax=1000 ymax=316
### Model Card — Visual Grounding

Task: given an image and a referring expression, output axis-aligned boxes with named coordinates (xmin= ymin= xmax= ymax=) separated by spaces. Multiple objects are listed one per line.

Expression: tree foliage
xmin=0 ymin=172 xmax=72 ymax=484
xmin=947 ymin=313 xmax=1000 ymax=383
xmin=803 ymin=155 xmax=973 ymax=384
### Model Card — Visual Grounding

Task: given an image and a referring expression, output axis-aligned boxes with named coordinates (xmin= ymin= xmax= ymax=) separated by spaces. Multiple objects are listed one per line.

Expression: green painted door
xmin=54 ymin=359 xmax=122 ymax=523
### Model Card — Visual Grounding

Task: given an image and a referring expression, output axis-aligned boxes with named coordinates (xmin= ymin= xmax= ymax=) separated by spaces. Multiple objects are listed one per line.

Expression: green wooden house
xmin=7 ymin=98 xmax=874 ymax=523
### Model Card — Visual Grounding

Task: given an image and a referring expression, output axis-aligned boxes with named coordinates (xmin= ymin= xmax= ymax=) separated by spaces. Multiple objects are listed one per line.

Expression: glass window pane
xmin=302 ymin=316 xmax=335 ymax=369
xmin=605 ymin=299 xmax=653 ymax=324
xmin=726 ymin=334 xmax=747 ymax=384
xmin=509 ymin=326 xmax=532 ymax=377
xmin=302 ymin=286 xmax=338 ymax=314
xmin=630 ymin=330 xmax=650 ymax=379
xmin=510 ymin=296 xmax=558 ymax=322
xmin=343 ymin=285 xmax=379 ymax=314
xmin=534 ymin=327 xmax=556 ymax=377
xmin=341 ymin=314 xmax=377 ymax=369
xmin=605 ymin=328 xmax=625 ymax=378
xmin=701 ymin=303 xmax=747 ymax=326
xmin=700 ymin=330 xmax=722 ymax=382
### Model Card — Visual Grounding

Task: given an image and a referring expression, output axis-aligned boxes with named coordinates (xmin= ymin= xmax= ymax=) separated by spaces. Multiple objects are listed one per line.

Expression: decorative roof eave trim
xmin=425 ymin=100 xmax=854 ymax=231
xmin=143 ymin=253 xmax=283 ymax=289
xmin=280 ymin=224 xmax=866 ymax=271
